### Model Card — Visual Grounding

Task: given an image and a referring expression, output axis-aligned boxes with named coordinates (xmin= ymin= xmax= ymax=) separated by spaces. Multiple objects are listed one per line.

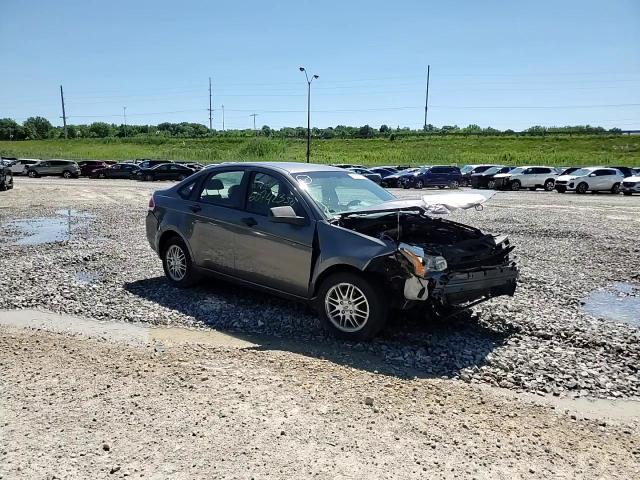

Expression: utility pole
xmin=59 ymin=85 xmax=68 ymax=139
xmin=208 ymin=77 xmax=213 ymax=131
xmin=299 ymin=67 xmax=319 ymax=163
xmin=221 ymin=104 xmax=225 ymax=131
xmin=250 ymin=113 xmax=258 ymax=135
xmin=423 ymin=65 xmax=430 ymax=130
xmin=123 ymin=106 xmax=127 ymax=138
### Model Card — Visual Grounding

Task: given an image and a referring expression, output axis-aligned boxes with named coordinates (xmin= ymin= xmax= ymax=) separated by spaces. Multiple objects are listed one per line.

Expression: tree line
xmin=0 ymin=116 xmax=625 ymax=141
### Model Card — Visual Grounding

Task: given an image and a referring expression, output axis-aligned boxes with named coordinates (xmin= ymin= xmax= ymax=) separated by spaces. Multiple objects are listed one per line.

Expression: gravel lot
xmin=1 ymin=176 xmax=639 ymax=478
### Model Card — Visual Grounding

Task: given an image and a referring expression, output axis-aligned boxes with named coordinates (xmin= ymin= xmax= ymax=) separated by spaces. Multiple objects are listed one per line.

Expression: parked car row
xmin=0 ymin=156 xmax=206 ymax=183
xmin=463 ymin=163 xmax=640 ymax=195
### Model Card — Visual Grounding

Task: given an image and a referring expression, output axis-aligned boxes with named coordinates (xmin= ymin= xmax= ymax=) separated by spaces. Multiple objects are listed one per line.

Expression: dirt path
xmin=1 ymin=319 xmax=638 ymax=479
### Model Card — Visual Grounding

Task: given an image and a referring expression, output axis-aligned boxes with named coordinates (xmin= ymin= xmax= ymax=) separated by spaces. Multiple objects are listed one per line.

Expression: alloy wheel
xmin=166 ymin=245 xmax=187 ymax=281
xmin=487 ymin=180 xmax=496 ymax=189
xmin=450 ymin=180 xmax=459 ymax=189
xmin=325 ymin=282 xmax=370 ymax=332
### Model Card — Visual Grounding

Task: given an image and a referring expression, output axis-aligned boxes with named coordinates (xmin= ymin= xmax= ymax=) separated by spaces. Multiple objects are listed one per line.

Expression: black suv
xmin=0 ymin=163 xmax=13 ymax=191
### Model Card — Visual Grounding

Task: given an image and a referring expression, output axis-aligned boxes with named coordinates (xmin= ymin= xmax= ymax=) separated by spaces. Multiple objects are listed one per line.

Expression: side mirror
xmin=588 ymin=173 xmax=596 ymax=177
xmin=269 ymin=206 xmax=306 ymax=226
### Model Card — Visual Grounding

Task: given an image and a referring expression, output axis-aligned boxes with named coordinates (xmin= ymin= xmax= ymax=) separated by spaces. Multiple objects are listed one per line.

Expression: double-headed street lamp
xmin=299 ymin=67 xmax=318 ymax=163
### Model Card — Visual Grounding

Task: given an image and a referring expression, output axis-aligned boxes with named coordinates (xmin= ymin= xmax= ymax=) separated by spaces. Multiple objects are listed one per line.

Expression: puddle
xmin=74 ymin=271 xmax=102 ymax=285
xmin=1 ymin=209 xmax=94 ymax=245
xmin=0 ymin=309 xmax=257 ymax=349
xmin=582 ymin=282 xmax=640 ymax=327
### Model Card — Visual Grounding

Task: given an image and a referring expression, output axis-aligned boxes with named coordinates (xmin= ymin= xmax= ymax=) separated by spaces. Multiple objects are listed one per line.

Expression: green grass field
xmin=1 ymin=135 xmax=639 ymax=167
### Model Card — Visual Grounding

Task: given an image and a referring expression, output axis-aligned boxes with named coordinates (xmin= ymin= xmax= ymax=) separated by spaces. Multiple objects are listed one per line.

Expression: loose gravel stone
xmin=1 ymin=178 xmax=639 ymax=399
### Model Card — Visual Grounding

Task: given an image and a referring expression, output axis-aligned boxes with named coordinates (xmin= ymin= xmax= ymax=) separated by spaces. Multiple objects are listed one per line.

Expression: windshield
xmin=506 ymin=167 xmax=525 ymax=175
xmin=295 ymin=171 xmax=395 ymax=217
xmin=569 ymin=168 xmax=592 ymax=177
xmin=482 ymin=166 xmax=503 ymax=175
xmin=460 ymin=165 xmax=475 ymax=174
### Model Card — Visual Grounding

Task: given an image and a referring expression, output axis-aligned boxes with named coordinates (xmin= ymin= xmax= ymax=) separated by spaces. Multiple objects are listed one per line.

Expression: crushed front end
xmin=337 ymin=208 xmax=518 ymax=317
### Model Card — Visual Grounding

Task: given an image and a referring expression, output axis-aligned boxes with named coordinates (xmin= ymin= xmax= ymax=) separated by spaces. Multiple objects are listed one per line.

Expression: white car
xmin=554 ymin=167 xmax=624 ymax=194
xmin=621 ymin=175 xmax=640 ymax=196
xmin=492 ymin=166 xmax=558 ymax=191
xmin=9 ymin=158 xmax=40 ymax=175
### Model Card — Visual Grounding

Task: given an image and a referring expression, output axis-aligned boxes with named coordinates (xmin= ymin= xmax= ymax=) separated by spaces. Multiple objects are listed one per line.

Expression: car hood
xmin=337 ymin=192 xmax=495 ymax=217
xmin=557 ymin=174 xmax=581 ymax=182
xmin=623 ymin=175 xmax=640 ymax=182
xmin=492 ymin=173 xmax=513 ymax=178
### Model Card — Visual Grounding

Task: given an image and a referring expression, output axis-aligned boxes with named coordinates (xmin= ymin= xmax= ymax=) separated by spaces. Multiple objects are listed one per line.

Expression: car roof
xmin=216 ymin=162 xmax=346 ymax=174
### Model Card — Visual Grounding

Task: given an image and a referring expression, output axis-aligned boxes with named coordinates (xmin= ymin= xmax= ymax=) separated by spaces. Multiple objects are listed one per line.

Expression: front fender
xmin=310 ymin=221 xmax=395 ymax=294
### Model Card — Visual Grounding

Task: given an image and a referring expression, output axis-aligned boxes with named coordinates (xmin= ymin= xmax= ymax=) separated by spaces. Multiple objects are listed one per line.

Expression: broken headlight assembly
xmin=399 ymin=243 xmax=447 ymax=278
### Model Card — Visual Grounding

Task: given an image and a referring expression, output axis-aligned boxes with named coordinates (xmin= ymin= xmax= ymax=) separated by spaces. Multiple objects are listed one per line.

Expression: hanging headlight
xmin=399 ymin=244 xmax=447 ymax=277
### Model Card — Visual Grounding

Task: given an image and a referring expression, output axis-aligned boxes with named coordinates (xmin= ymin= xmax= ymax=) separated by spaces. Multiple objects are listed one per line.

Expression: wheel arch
xmin=158 ymin=229 xmax=194 ymax=259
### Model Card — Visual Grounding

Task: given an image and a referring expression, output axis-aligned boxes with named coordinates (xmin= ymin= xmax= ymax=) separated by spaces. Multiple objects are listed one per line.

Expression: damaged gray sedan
xmin=146 ymin=162 xmax=518 ymax=340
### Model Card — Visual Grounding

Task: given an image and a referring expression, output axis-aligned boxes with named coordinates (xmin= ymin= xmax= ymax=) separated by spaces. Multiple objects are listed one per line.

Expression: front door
xmin=233 ymin=170 xmax=315 ymax=297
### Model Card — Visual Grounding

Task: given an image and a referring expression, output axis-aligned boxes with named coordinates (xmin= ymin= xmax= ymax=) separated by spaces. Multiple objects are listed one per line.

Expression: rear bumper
xmin=429 ymin=264 xmax=518 ymax=306
xmin=145 ymin=211 xmax=159 ymax=253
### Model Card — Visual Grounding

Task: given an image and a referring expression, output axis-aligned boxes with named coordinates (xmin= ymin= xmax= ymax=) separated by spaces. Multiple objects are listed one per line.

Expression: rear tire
xmin=415 ymin=180 xmax=424 ymax=189
xmin=316 ymin=272 xmax=388 ymax=341
xmin=544 ymin=179 xmax=555 ymax=191
xmin=576 ymin=182 xmax=588 ymax=194
xmin=161 ymin=236 xmax=198 ymax=288
xmin=449 ymin=180 xmax=460 ymax=189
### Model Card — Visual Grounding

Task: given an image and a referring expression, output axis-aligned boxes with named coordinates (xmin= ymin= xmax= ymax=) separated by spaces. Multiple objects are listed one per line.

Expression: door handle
xmin=190 ymin=204 xmax=202 ymax=213
xmin=241 ymin=217 xmax=257 ymax=227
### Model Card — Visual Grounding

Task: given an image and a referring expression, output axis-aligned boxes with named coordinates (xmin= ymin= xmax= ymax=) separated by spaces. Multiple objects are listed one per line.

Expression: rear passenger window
xmin=178 ymin=181 xmax=196 ymax=199
xmin=198 ymin=170 xmax=245 ymax=208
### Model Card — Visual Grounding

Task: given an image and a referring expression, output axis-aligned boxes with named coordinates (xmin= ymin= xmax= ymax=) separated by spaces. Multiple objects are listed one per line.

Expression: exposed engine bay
xmin=335 ymin=208 xmax=518 ymax=316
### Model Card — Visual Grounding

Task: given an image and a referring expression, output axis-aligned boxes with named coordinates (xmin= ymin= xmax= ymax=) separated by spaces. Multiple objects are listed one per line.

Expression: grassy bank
xmin=1 ymin=135 xmax=639 ymax=167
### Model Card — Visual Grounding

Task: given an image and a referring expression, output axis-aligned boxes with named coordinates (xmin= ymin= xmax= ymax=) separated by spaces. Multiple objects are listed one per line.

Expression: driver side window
xmin=246 ymin=172 xmax=305 ymax=216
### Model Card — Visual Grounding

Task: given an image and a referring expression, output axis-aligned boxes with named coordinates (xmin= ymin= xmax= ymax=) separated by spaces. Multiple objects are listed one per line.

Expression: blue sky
xmin=1 ymin=0 xmax=639 ymax=130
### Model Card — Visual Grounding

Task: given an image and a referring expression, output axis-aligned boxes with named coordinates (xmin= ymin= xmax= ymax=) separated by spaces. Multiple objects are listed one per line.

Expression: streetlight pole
xmin=123 ymin=106 xmax=127 ymax=138
xmin=299 ymin=67 xmax=318 ymax=163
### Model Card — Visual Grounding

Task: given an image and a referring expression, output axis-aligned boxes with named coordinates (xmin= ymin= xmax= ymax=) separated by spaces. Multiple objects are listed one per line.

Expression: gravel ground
xmin=0 ymin=177 xmax=639 ymax=402
xmin=1 ymin=324 xmax=639 ymax=479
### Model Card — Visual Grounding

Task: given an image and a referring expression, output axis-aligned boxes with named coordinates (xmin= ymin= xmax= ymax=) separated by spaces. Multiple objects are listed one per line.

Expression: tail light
xmin=148 ymin=195 xmax=155 ymax=211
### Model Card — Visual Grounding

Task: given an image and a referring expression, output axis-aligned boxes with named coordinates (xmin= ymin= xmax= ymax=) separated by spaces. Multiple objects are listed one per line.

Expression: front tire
xmin=576 ymin=182 xmax=588 ymax=194
xmin=414 ymin=180 xmax=424 ymax=189
xmin=162 ymin=237 xmax=198 ymax=288
xmin=27 ymin=170 xmax=38 ymax=178
xmin=98 ymin=173 xmax=106 ymax=179
xmin=449 ymin=180 xmax=460 ymax=189
xmin=544 ymin=179 xmax=555 ymax=191
xmin=62 ymin=170 xmax=72 ymax=179
xmin=611 ymin=183 xmax=620 ymax=194
xmin=316 ymin=272 xmax=388 ymax=341
xmin=510 ymin=180 xmax=521 ymax=191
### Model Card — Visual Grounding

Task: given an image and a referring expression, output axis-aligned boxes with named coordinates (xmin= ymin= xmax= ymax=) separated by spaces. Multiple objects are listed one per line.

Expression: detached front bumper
xmin=622 ymin=181 xmax=640 ymax=193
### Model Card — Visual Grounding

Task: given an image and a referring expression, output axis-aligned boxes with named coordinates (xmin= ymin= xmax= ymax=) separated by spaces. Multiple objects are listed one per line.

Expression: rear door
xmin=233 ymin=169 xmax=315 ymax=297
xmin=189 ymin=168 xmax=247 ymax=274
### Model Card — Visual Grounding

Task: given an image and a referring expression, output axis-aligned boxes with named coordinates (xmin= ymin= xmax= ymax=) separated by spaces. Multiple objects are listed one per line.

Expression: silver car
xmin=26 ymin=159 xmax=80 ymax=178
xmin=146 ymin=162 xmax=518 ymax=340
